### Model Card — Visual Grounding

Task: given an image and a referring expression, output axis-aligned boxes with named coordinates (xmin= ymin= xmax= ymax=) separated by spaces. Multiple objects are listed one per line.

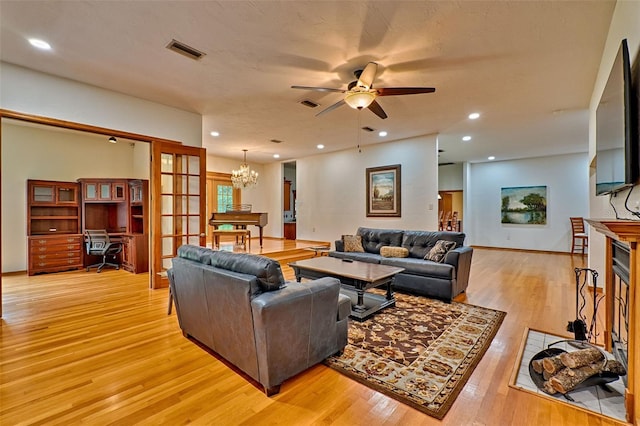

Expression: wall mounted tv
xmin=595 ymin=39 xmax=638 ymax=196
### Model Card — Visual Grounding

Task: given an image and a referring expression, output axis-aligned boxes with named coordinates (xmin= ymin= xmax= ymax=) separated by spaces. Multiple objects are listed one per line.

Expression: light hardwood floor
xmin=0 ymin=246 xmax=624 ymax=425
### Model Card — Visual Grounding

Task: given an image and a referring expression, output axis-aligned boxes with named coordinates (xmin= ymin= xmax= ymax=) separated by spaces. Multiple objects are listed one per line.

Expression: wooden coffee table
xmin=289 ymin=257 xmax=404 ymax=321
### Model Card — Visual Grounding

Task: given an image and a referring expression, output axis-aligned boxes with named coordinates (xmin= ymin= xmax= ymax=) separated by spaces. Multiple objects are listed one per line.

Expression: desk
xmin=82 ymin=232 xmax=148 ymax=273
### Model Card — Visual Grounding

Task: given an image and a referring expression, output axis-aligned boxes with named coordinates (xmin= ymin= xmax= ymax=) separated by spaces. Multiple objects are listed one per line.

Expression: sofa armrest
xmin=444 ymin=246 xmax=474 ymax=294
xmin=250 ymin=277 xmax=345 ymax=389
xmin=334 ymin=240 xmax=344 ymax=252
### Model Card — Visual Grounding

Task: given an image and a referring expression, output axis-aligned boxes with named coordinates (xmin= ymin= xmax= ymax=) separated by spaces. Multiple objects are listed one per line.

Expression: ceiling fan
xmin=292 ymin=62 xmax=435 ymax=119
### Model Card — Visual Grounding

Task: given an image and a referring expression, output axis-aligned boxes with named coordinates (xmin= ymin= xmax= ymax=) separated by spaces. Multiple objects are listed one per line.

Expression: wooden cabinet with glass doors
xmin=27 ymin=179 xmax=83 ymax=275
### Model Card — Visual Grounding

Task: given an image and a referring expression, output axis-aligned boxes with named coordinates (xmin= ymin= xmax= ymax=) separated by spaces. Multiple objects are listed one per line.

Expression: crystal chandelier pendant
xmin=231 ymin=149 xmax=258 ymax=189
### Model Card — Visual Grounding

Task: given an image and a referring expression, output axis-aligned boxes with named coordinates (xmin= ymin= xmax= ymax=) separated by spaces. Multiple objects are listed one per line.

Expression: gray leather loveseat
xmin=168 ymin=245 xmax=350 ymax=395
xmin=330 ymin=227 xmax=473 ymax=301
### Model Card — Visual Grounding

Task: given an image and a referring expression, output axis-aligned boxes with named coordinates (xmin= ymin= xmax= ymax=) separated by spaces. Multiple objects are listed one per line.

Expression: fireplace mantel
xmin=586 ymin=218 xmax=640 ymax=243
xmin=587 ymin=218 xmax=639 ymax=424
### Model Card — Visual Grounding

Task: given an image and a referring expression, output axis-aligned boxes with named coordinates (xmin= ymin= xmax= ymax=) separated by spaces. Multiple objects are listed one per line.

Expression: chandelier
xmin=231 ymin=149 xmax=258 ymax=189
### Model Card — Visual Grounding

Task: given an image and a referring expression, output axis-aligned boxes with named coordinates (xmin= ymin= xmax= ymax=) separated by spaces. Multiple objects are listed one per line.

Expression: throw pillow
xmin=342 ymin=235 xmax=365 ymax=252
xmin=380 ymin=246 xmax=409 ymax=258
xmin=424 ymin=240 xmax=456 ymax=263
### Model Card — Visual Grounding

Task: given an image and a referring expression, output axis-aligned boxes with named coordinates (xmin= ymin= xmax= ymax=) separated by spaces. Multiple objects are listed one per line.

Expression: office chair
xmin=85 ymin=230 xmax=123 ymax=272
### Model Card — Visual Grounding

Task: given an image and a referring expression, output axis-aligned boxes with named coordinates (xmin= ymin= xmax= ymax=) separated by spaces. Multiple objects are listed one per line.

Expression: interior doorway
xmin=283 ymin=162 xmax=296 ymax=240
xmin=438 ymin=190 xmax=463 ymax=232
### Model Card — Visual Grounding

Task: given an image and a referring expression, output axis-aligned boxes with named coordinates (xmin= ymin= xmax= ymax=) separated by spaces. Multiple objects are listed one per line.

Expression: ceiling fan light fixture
xmin=344 ymin=91 xmax=376 ymax=109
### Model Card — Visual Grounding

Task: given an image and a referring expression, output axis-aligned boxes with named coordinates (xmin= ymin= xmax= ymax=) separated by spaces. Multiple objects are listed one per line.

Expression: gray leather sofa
xmin=168 ymin=245 xmax=350 ymax=395
xmin=330 ymin=227 xmax=473 ymax=301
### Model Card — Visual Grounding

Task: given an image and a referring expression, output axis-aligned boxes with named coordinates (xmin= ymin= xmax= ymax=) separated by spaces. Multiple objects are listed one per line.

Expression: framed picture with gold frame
xmin=366 ymin=164 xmax=401 ymax=217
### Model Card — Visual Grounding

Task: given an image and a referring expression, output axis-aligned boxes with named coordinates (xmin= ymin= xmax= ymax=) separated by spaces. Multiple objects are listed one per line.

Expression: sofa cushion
xmin=425 ymin=240 xmax=457 ymax=263
xmin=177 ymin=244 xmax=216 ymax=265
xmin=356 ymin=227 xmax=404 ymax=254
xmin=379 ymin=257 xmax=454 ymax=279
xmin=380 ymin=246 xmax=409 ymax=258
xmin=342 ymin=235 xmax=365 ymax=252
xmin=401 ymin=230 xmax=465 ymax=258
xmin=210 ymin=251 xmax=285 ymax=292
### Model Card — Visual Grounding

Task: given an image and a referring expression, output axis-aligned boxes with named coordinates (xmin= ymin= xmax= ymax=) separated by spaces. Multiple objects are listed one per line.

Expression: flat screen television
xmin=595 ymin=39 xmax=638 ymax=196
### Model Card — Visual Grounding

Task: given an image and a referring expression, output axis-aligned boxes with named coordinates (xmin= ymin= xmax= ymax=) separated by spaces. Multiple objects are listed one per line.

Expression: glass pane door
xmin=151 ymin=141 xmax=206 ymax=289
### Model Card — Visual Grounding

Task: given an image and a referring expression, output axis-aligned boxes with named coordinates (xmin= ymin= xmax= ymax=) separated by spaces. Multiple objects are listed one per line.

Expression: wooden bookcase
xmin=27 ymin=179 xmax=83 ymax=275
xmin=122 ymin=180 xmax=149 ymax=273
xmin=26 ymin=178 xmax=149 ymax=275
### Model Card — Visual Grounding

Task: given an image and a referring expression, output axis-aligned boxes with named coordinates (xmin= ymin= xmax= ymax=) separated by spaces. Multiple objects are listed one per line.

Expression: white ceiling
xmin=0 ymin=1 xmax=616 ymax=165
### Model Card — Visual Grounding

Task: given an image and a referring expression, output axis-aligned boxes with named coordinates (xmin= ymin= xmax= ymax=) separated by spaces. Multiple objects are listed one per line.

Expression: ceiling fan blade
xmin=367 ymin=100 xmax=388 ymax=119
xmin=356 ymin=62 xmax=378 ymax=90
xmin=291 ymin=85 xmax=345 ymax=93
xmin=376 ymin=87 xmax=436 ymax=96
xmin=316 ymin=99 xmax=346 ymax=116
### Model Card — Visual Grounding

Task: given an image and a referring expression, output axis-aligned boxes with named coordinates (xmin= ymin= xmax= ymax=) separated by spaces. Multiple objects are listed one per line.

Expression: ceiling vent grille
xmin=166 ymin=39 xmax=206 ymax=60
xmin=361 ymin=126 xmax=375 ymax=132
xmin=270 ymin=139 xmax=283 ymax=144
xmin=300 ymin=100 xmax=319 ymax=108
xmin=438 ymin=162 xmax=455 ymax=166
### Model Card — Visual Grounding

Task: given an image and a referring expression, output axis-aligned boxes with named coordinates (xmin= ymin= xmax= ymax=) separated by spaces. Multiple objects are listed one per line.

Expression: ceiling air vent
xmin=361 ymin=126 xmax=375 ymax=132
xmin=166 ymin=39 xmax=206 ymax=60
xmin=270 ymin=139 xmax=283 ymax=144
xmin=300 ymin=99 xmax=319 ymax=108
xmin=438 ymin=162 xmax=455 ymax=166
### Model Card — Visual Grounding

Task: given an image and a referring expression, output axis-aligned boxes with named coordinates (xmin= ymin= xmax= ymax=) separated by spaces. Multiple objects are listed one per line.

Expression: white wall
xmin=295 ymin=135 xmax=439 ymax=246
xmin=467 ymin=153 xmax=589 ymax=252
xmin=1 ymin=122 xmax=147 ymax=272
xmin=0 ymin=62 xmax=202 ymax=147
xmin=439 ymin=163 xmax=464 ymax=190
xmin=588 ymin=0 xmax=640 ymax=276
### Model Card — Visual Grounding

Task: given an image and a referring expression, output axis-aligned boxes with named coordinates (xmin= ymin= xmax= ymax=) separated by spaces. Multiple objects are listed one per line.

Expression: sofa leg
xmin=265 ymin=385 xmax=281 ymax=396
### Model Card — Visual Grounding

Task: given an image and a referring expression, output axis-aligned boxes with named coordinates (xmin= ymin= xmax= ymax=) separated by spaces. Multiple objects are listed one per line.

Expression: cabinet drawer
xmin=32 ymin=251 xmax=81 ymax=260
xmin=30 ymin=235 xmax=82 ymax=246
xmin=30 ymin=243 xmax=82 ymax=253
xmin=30 ymin=256 xmax=82 ymax=269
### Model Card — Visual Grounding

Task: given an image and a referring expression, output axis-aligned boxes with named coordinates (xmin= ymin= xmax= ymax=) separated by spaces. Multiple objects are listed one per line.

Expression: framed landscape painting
xmin=501 ymin=185 xmax=547 ymax=225
xmin=366 ymin=164 xmax=401 ymax=217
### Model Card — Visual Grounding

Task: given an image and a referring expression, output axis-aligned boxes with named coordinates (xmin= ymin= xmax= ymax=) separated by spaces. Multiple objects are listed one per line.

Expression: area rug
xmin=324 ymin=292 xmax=506 ymax=419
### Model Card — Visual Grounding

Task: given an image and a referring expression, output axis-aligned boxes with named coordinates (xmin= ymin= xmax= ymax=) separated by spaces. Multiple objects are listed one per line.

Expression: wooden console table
xmin=586 ymin=219 xmax=640 ymax=424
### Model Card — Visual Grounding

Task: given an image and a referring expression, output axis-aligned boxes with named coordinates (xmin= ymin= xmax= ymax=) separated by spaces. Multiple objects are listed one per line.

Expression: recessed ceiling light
xmin=378 ymin=131 xmax=388 ymax=137
xmin=317 ymin=144 xmax=325 ymax=149
xmin=488 ymin=156 xmax=495 ymax=160
xmin=28 ymin=38 xmax=51 ymax=50
xmin=210 ymin=131 xmax=220 ymax=137
xmin=462 ymin=136 xmax=472 ymax=141
xmin=468 ymin=112 xmax=480 ymax=120
xmin=273 ymin=154 xmax=280 ymax=159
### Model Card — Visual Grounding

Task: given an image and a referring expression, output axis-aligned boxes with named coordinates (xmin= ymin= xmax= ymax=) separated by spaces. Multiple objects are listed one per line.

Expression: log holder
xmin=528 ymin=339 xmax=618 ymax=402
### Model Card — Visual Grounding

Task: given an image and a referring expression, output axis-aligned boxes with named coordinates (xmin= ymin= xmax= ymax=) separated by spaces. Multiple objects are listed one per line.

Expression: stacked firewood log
xmin=531 ymin=347 xmax=626 ymax=395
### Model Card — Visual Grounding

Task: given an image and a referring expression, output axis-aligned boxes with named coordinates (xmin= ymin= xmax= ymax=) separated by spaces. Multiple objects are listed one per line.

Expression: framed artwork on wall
xmin=501 ymin=185 xmax=547 ymax=225
xmin=366 ymin=164 xmax=401 ymax=217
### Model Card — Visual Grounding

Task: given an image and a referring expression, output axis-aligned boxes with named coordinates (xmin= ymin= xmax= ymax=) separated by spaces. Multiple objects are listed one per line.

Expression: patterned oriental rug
xmin=324 ymin=292 xmax=506 ymax=419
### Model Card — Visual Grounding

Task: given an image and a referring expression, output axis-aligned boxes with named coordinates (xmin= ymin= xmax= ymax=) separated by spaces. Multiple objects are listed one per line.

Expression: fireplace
xmin=611 ymin=240 xmax=630 ymax=385
xmin=586 ymin=218 xmax=640 ymax=425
